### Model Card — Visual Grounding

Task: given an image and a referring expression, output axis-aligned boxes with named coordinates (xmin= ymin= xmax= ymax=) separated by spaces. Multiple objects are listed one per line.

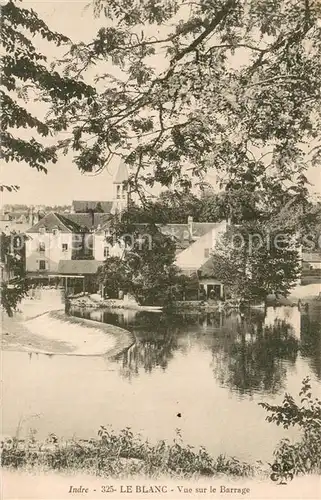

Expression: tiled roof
xmin=57 ymin=260 xmax=104 ymax=275
xmin=72 ymin=201 xmax=113 ymax=213
xmin=27 ymin=213 xmax=73 ymax=233
xmin=27 ymin=212 xmax=112 ymax=233
xmin=64 ymin=213 xmax=112 ymax=230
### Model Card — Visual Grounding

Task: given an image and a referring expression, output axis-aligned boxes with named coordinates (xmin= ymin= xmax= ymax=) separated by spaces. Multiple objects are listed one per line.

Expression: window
xmin=116 ymin=185 xmax=121 ymax=199
xmin=52 ymin=226 xmax=59 ymax=236
xmin=39 ymin=260 xmax=46 ymax=270
xmin=39 ymin=226 xmax=46 ymax=234
xmin=62 ymin=243 xmax=68 ymax=252
xmin=39 ymin=242 xmax=45 ymax=252
xmin=103 ymin=247 xmax=110 ymax=258
xmin=204 ymin=248 xmax=210 ymax=258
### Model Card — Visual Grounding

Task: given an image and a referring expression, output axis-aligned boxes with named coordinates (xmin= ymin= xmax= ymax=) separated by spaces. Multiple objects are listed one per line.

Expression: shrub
xmin=259 ymin=377 xmax=321 ymax=479
xmin=1 ymin=426 xmax=260 ymax=479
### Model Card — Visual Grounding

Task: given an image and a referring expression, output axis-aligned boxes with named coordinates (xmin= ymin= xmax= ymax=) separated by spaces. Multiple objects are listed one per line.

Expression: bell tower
xmin=111 ymin=161 xmax=129 ymax=215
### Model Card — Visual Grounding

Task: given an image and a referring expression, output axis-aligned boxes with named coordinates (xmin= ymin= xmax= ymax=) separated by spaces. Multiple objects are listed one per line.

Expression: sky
xmin=1 ymin=0 xmax=320 ymax=206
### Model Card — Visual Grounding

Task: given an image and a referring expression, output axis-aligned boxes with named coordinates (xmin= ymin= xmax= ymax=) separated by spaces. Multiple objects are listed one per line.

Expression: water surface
xmin=2 ymin=302 xmax=320 ymax=463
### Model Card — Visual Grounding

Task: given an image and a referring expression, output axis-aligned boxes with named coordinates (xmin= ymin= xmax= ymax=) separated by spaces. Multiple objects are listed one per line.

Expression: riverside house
xmin=156 ymin=219 xmax=226 ymax=299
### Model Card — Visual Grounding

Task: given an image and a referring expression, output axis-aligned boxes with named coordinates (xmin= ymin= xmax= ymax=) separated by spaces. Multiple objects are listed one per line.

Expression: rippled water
xmin=2 ymin=300 xmax=320 ymax=463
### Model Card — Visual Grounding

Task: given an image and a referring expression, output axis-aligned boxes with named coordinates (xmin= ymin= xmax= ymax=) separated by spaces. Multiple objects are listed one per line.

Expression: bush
xmin=259 ymin=377 xmax=321 ymax=480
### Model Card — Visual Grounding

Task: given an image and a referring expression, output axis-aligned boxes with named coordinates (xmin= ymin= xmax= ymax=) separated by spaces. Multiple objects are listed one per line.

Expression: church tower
xmin=111 ymin=161 xmax=129 ymax=215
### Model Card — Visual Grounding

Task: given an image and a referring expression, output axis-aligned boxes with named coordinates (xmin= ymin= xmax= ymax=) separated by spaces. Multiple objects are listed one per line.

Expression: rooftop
xmin=57 ymin=260 xmax=104 ymax=275
xmin=27 ymin=212 xmax=112 ymax=233
xmin=113 ymin=161 xmax=128 ymax=184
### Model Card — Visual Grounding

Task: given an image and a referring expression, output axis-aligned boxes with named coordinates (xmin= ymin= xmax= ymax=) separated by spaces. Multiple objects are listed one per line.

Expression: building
xmin=159 ymin=219 xmax=227 ymax=299
xmin=57 ymin=259 xmax=105 ymax=295
xmin=301 ymin=251 xmax=321 ymax=285
xmin=24 ymin=162 xmax=129 ymax=291
xmin=70 ymin=161 xmax=129 ymax=215
xmin=302 ymin=252 xmax=321 ymax=270
xmin=0 ymin=206 xmax=44 ymax=234
xmin=71 ymin=200 xmax=113 ymax=214
xmin=98 ymin=217 xmax=227 ymax=299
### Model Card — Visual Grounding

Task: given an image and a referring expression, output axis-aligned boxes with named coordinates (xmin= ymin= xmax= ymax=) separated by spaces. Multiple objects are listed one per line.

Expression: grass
xmin=1 ymin=427 xmax=264 ymax=480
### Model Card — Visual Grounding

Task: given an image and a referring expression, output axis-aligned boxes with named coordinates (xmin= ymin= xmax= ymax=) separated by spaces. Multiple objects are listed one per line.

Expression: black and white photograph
xmin=1 ymin=0 xmax=321 ymax=498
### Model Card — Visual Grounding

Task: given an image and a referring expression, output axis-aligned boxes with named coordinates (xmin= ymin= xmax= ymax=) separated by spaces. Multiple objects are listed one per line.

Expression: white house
xmin=158 ymin=219 xmax=227 ymax=299
xmin=25 ymin=213 xmax=74 ymax=274
xmin=25 ymin=162 xmax=129 ymax=279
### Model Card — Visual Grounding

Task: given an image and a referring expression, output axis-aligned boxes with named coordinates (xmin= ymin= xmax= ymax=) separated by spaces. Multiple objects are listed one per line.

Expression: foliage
xmin=0 ymin=231 xmax=28 ymax=316
xmin=209 ymin=222 xmax=301 ymax=301
xmin=260 ymin=377 xmax=321 ymax=476
xmin=97 ymin=256 xmax=131 ymax=298
xmin=153 ymin=191 xmax=203 ymax=223
xmin=0 ymin=0 xmax=95 ymax=186
xmin=110 ymin=189 xmax=260 ymax=225
xmin=0 ymin=279 xmax=29 ymax=317
xmin=1 ymin=426 xmax=259 ymax=479
xmin=1 ymin=0 xmax=94 ymax=313
xmin=212 ymin=317 xmax=299 ymax=396
xmin=49 ymin=0 xmax=321 ymax=206
xmin=97 ymin=217 xmax=191 ymax=305
xmin=113 ymin=194 xmax=201 ymax=224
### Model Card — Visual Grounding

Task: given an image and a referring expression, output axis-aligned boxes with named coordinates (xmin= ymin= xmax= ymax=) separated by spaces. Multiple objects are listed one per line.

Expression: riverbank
xmin=70 ymin=295 xmax=251 ymax=312
xmin=70 ymin=294 xmax=163 ymax=312
xmin=1 ymin=430 xmax=264 ymax=480
xmin=1 ymin=310 xmax=134 ymax=357
xmin=69 ymin=283 xmax=321 ymax=313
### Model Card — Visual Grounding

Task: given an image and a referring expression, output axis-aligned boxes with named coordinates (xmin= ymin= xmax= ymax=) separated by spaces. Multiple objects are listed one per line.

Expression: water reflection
xmin=71 ymin=308 xmax=185 ymax=378
xmin=2 ymin=302 xmax=320 ymax=462
xmin=211 ymin=316 xmax=299 ymax=395
xmin=70 ymin=304 xmax=319 ymax=396
xmin=118 ymin=333 xmax=179 ymax=379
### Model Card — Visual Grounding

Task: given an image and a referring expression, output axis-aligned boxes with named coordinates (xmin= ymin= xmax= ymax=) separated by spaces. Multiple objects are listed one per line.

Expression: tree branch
xmin=165 ymin=0 xmax=237 ymax=79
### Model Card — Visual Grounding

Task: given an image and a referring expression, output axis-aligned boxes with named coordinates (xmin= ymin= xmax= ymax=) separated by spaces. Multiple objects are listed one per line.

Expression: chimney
xmin=188 ymin=216 xmax=193 ymax=238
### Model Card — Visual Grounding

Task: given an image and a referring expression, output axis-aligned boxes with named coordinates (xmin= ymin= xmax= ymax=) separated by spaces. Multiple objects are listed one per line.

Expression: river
xmin=2 ymin=299 xmax=320 ymax=464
